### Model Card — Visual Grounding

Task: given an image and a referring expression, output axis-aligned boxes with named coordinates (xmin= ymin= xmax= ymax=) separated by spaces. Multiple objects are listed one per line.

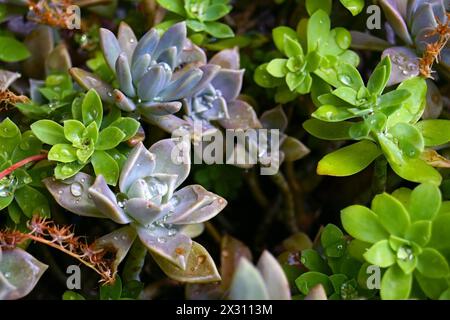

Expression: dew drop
xmin=339 ymin=74 xmax=352 ymax=86
xmin=157 ymin=236 xmax=167 ymax=243
xmin=70 ymin=182 xmax=83 ymax=197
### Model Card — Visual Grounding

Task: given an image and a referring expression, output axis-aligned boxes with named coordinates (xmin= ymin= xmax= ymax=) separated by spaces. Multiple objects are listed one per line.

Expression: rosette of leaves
xmin=0 ymin=118 xmax=52 ymax=223
xmin=44 ymin=139 xmax=227 ymax=283
xmin=156 ymin=0 xmax=234 ymax=40
xmin=230 ymin=106 xmax=310 ymax=170
xmin=304 ymin=56 xmax=446 ymax=185
xmin=70 ymin=21 xmax=213 ymax=133
xmin=341 ymin=183 xmax=450 ymax=299
xmin=183 ymin=48 xmax=261 ymax=134
xmin=293 ymin=224 xmax=375 ymax=300
xmin=16 ymin=73 xmax=78 ymax=120
xmin=0 ymin=247 xmax=48 ymax=300
xmin=254 ymin=9 xmax=359 ymax=103
xmin=31 ymin=89 xmax=140 ymax=185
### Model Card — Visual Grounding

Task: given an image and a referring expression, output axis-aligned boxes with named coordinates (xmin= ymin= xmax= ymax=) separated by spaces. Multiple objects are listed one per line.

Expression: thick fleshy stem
xmin=0 ymin=153 xmax=48 ymax=181
xmin=244 ymin=169 xmax=269 ymax=209
xmin=372 ymin=157 xmax=387 ymax=196
xmin=122 ymin=240 xmax=147 ymax=283
xmin=270 ymin=171 xmax=299 ymax=233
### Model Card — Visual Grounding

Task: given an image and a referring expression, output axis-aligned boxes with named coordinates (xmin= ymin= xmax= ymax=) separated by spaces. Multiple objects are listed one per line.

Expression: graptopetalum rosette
xmin=44 ymin=138 xmax=227 ymax=282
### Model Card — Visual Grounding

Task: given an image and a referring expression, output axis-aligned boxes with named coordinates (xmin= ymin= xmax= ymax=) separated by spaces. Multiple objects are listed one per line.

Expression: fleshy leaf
xmin=151 ymin=241 xmax=221 ymax=283
xmin=229 ymin=258 xmax=269 ymax=300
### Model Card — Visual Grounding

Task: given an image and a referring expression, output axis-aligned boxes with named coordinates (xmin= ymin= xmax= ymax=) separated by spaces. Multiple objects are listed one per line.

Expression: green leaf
xmin=405 ymin=221 xmax=431 ymax=247
xmin=48 ymin=144 xmax=78 ymax=163
xmin=186 ymin=19 xmax=205 ymax=32
xmin=439 ymin=289 xmax=450 ymax=300
xmin=83 ymin=121 xmax=99 ymax=145
xmin=63 ymin=291 xmax=86 ymax=300
xmin=228 ymin=258 xmax=269 ymax=300
xmin=91 ymin=150 xmax=119 ymax=186
xmin=408 ymin=183 xmax=441 ymax=222
xmin=203 ymin=4 xmax=231 ymax=21
xmin=341 ymin=205 xmax=389 ymax=243
xmin=0 ymin=118 xmax=21 ymax=158
xmin=100 ymin=276 xmax=122 ymax=300
xmin=11 ymin=131 xmax=42 ymax=163
xmin=332 ymin=87 xmax=358 ymax=105
xmin=305 ymin=51 xmax=322 ymax=72
xmin=389 ymin=157 xmax=442 ymax=186
xmin=31 ymin=120 xmax=67 ymax=145
xmin=0 ymin=117 xmax=20 ymax=138
xmin=416 ymin=248 xmax=449 ymax=279
xmin=371 ymin=193 xmax=410 ymax=236
xmin=337 ymin=64 xmax=364 ymax=90
xmin=367 ymin=67 xmax=386 ymax=95
xmin=429 ymin=214 xmax=450 ymax=250
xmin=416 ymin=120 xmax=450 ymax=147
xmin=306 ymin=0 xmax=332 ymax=15
xmin=266 ymin=59 xmax=288 ymax=78
xmin=363 ymin=240 xmax=396 ymax=267
xmin=8 ymin=201 xmax=22 ymax=224
xmin=203 ymin=21 xmax=234 ymax=38
xmin=54 ymin=162 xmax=84 ymax=180
xmin=82 ymin=89 xmax=103 ymax=127
xmin=284 ymin=35 xmax=303 ymax=58
xmin=0 ymin=36 xmax=30 ymax=62
xmin=272 ymin=26 xmax=298 ymax=54
xmin=156 ymin=0 xmax=185 ymax=16
xmin=386 ymin=77 xmax=427 ymax=128
xmin=15 ymin=185 xmax=50 ymax=218
xmin=307 ymin=10 xmax=330 ymax=52
xmin=0 ymin=193 xmax=14 ymax=211
xmin=339 ymin=0 xmax=364 ymax=16
xmin=286 ymin=72 xmax=305 ymax=91
xmin=415 ymin=271 xmax=448 ymax=299
xmin=76 ymin=142 xmax=95 ymax=163
xmin=295 ymin=271 xmax=333 ymax=296
xmin=378 ymin=89 xmax=411 ymax=109
xmin=312 ymin=105 xmax=356 ymax=122
xmin=64 ymin=120 xmax=85 ymax=144
xmin=388 ymin=123 xmax=424 ymax=159
xmin=96 ymin=127 xmax=126 ymax=151
xmin=254 ymin=63 xmax=283 ymax=88
xmin=303 ymin=119 xmax=352 ymax=140
xmin=380 ymin=265 xmax=412 ymax=300
xmin=301 ymin=249 xmax=330 ymax=274
xmin=321 ymin=224 xmax=344 ymax=248
xmin=317 ymin=141 xmax=382 ymax=176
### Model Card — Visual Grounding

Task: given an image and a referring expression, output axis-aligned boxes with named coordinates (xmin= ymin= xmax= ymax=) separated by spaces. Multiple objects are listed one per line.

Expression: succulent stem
xmin=270 ymin=171 xmax=299 ymax=233
xmin=372 ymin=156 xmax=387 ymax=195
xmin=0 ymin=153 xmax=48 ymax=181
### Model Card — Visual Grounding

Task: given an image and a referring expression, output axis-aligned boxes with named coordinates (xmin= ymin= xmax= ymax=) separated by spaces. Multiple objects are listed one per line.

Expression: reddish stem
xmin=0 ymin=153 xmax=48 ymax=181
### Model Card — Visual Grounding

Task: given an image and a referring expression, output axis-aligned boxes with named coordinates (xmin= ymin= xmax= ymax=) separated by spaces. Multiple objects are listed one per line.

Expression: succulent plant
xmin=156 ymin=0 xmax=234 ymax=40
xmin=341 ymin=183 xmax=450 ymax=299
xmin=0 ymin=118 xmax=51 ymax=220
xmin=351 ymin=0 xmax=449 ymax=117
xmin=254 ymin=9 xmax=360 ymax=103
xmin=70 ymin=22 xmax=215 ymax=130
xmin=44 ymin=138 xmax=227 ymax=283
xmin=0 ymin=247 xmax=47 ymax=300
xmin=303 ymin=56 xmax=450 ymax=185
xmin=31 ymin=89 xmax=140 ymax=185
xmin=304 ymin=0 xmax=365 ymax=16
xmin=228 ymin=250 xmax=291 ymax=300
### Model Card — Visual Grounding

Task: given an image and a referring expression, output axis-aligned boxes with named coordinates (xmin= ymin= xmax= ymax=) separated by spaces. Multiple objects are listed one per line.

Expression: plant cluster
xmin=0 ymin=0 xmax=449 ymax=301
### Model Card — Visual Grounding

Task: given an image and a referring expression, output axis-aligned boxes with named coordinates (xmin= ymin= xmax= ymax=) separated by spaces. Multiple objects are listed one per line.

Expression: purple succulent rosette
xmin=70 ymin=22 xmax=216 ymax=129
xmin=44 ymin=138 xmax=226 ymax=283
xmin=183 ymin=48 xmax=260 ymax=134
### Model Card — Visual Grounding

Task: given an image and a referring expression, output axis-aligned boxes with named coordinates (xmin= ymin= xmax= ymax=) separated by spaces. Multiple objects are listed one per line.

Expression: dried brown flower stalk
xmin=0 ymin=215 xmax=116 ymax=284
xmin=27 ymin=0 xmax=74 ymax=29
xmin=0 ymin=90 xmax=30 ymax=111
xmin=419 ymin=13 xmax=450 ymax=78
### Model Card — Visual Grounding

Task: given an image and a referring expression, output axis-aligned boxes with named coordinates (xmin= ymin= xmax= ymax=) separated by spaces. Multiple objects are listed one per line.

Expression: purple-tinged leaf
xmin=257 ymin=251 xmax=291 ymax=300
xmin=43 ymin=173 xmax=104 ymax=218
xmin=69 ymin=68 xmax=115 ymax=103
xmin=117 ymin=22 xmax=137 ymax=64
xmin=260 ymin=106 xmax=288 ymax=131
xmin=119 ymin=143 xmax=156 ymax=193
xmin=151 ymin=241 xmax=221 ymax=283
xmin=211 ymin=69 xmax=244 ymax=101
xmin=137 ymin=225 xmax=192 ymax=269
xmin=219 ymin=100 xmax=262 ymax=130
xmin=100 ymin=28 xmax=122 ymax=73
xmin=0 ymin=249 xmax=47 ymax=300
xmin=210 ymin=47 xmax=240 ymax=70
xmin=89 ymin=176 xmax=131 ymax=224
xmin=116 ymin=53 xmax=136 ymax=98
